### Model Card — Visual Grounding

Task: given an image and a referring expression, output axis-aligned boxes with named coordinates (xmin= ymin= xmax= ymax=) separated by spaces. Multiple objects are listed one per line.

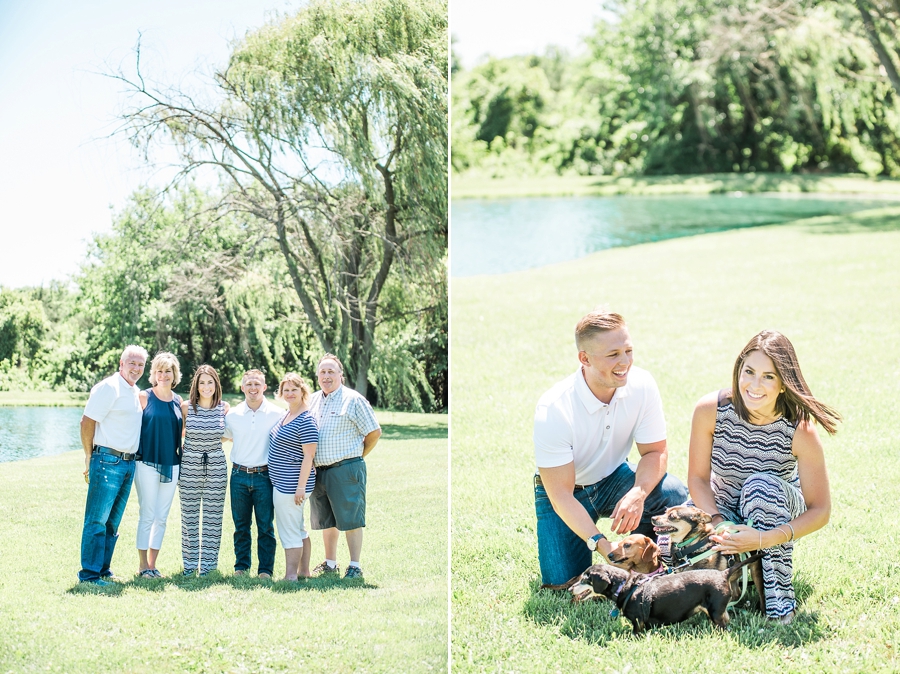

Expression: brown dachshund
xmin=606 ymin=534 xmax=664 ymax=575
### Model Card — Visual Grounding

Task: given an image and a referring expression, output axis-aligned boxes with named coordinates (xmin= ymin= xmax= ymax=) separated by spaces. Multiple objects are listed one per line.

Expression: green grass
xmin=0 ymin=391 xmax=90 ymax=407
xmin=451 ymin=206 xmax=900 ymax=672
xmin=0 ymin=413 xmax=448 ymax=673
xmin=451 ymin=172 xmax=900 ymax=199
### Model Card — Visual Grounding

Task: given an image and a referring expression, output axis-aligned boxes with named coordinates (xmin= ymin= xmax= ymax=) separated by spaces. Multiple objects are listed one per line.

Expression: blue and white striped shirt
xmin=268 ymin=411 xmax=318 ymax=495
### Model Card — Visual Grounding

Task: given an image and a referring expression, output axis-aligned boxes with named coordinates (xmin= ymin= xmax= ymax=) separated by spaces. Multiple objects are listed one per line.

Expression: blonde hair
xmin=242 ymin=369 xmax=266 ymax=384
xmin=277 ymin=372 xmax=312 ymax=405
xmin=575 ymin=311 xmax=627 ymax=351
xmin=148 ymin=351 xmax=182 ymax=386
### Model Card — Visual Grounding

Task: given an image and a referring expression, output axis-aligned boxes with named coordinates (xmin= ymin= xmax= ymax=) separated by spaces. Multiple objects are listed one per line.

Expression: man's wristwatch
xmin=587 ymin=532 xmax=606 ymax=551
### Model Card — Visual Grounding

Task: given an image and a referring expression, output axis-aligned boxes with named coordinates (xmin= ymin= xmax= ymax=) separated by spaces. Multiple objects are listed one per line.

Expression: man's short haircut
xmin=242 ymin=368 xmax=267 ymax=383
xmin=120 ymin=345 xmax=149 ymax=363
xmin=148 ymin=351 xmax=182 ymax=386
xmin=317 ymin=353 xmax=344 ymax=373
xmin=575 ymin=311 xmax=627 ymax=351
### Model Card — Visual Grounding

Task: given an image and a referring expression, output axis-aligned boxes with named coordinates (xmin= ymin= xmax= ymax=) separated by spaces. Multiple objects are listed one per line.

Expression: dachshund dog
xmin=606 ymin=534 xmax=665 ymax=575
xmin=566 ymin=553 xmax=765 ymax=634
xmin=651 ymin=505 xmax=765 ymax=612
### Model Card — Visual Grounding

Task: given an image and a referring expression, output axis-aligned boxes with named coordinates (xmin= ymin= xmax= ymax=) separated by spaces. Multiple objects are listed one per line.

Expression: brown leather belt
xmin=93 ymin=445 xmax=137 ymax=461
xmin=233 ymin=463 xmax=268 ymax=473
xmin=533 ymin=474 xmax=585 ymax=491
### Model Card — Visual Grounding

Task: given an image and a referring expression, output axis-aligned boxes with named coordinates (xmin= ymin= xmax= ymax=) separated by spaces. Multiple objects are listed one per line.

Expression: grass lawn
xmin=0 ymin=391 xmax=90 ymax=407
xmin=451 ymin=207 xmax=900 ymax=672
xmin=0 ymin=412 xmax=448 ymax=673
xmin=451 ymin=172 xmax=900 ymax=200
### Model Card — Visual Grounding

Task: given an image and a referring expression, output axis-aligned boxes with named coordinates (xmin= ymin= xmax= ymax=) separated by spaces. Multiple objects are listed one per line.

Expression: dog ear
xmin=588 ymin=570 xmax=610 ymax=593
xmin=641 ymin=539 xmax=658 ymax=564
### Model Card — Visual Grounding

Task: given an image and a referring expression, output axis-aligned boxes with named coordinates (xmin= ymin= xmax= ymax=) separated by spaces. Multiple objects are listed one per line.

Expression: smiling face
xmin=738 ymin=350 xmax=783 ymax=421
xmin=317 ymin=358 xmax=343 ymax=395
xmin=197 ymin=374 xmax=217 ymax=403
xmin=119 ymin=352 xmax=146 ymax=386
xmin=153 ymin=365 xmax=174 ymax=390
xmin=281 ymin=382 xmax=302 ymax=406
xmin=578 ymin=327 xmax=634 ymax=399
xmin=241 ymin=373 xmax=267 ymax=405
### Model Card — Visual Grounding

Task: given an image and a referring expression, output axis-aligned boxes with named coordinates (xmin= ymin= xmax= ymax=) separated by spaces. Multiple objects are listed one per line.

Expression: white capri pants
xmin=273 ymin=488 xmax=312 ymax=549
xmin=134 ymin=461 xmax=180 ymax=550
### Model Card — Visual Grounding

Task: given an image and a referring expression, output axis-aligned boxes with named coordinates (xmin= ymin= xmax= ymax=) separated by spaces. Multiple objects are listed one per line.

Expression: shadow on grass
xmin=524 ymin=575 xmax=829 ymax=648
xmin=66 ymin=570 xmax=377 ymax=596
xmin=380 ymin=423 xmax=447 ymax=441
xmin=800 ymin=209 xmax=900 ymax=235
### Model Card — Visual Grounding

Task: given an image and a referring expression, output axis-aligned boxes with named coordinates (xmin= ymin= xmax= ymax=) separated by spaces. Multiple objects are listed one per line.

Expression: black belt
xmin=93 ymin=445 xmax=137 ymax=461
xmin=318 ymin=456 xmax=362 ymax=471
xmin=232 ymin=463 xmax=268 ymax=473
xmin=533 ymin=474 xmax=586 ymax=491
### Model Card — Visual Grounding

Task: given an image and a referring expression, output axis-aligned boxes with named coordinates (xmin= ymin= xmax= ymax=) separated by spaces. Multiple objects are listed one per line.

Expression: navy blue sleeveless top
xmin=138 ymin=389 xmax=183 ymax=482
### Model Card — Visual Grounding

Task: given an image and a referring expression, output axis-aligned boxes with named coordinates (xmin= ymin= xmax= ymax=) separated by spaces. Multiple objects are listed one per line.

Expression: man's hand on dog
xmin=610 ymin=487 xmax=646 ymax=535
xmin=709 ymin=524 xmax=760 ymax=555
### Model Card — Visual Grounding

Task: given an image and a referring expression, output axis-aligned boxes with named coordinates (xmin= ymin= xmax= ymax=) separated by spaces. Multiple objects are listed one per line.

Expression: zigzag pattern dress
xmin=179 ymin=402 xmax=228 ymax=573
xmin=711 ymin=392 xmax=807 ymax=619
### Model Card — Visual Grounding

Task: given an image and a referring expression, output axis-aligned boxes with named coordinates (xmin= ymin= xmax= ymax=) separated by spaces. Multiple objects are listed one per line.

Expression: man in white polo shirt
xmin=224 ymin=369 xmax=284 ymax=579
xmin=533 ymin=311 xmax=687 ymax=586
xmin=78 ymin=344 xmax=148 ymax=585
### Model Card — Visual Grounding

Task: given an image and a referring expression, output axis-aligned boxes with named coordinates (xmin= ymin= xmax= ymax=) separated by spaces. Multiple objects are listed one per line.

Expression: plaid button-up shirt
xmin=309 ymin=385 xmax=380 ymax=467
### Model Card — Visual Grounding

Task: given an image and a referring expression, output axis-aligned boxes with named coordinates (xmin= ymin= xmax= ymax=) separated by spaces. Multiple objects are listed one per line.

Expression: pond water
xmin=0 ymin=407 xmax=84 ymax=462
xmin=450 ymin=193 xmax=898 ymax=277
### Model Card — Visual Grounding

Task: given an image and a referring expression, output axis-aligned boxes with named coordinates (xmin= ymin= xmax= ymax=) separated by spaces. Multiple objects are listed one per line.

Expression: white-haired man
xmin=78 ymin=345 xmax=148 ymax=585
xmin=308 ymin=354 xmax=381 ymax=579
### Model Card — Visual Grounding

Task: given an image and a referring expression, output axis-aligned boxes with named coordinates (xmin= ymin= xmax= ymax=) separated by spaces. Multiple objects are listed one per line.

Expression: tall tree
xmin=116 ymin=0 xmax=448 ymax=396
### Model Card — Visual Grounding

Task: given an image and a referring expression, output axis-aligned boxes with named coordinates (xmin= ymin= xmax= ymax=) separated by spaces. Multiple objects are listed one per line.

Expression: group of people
xmin=533 ymin=310 xmax=839 ymax=624
xmin=77 ymin=348 xmax=381 ymax=586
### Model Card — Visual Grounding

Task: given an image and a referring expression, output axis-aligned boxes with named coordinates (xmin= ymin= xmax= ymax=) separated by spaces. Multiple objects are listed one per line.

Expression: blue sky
xmin=0 ymin=0 xmax=301 ymax=288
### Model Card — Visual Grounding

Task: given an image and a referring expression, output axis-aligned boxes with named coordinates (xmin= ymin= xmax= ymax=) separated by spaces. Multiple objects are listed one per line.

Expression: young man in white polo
xmin=78 ymin=345 xmax=148 ymax=585
xmin=308 ymin=354 xmax=381 ymax=579
xmin=224 ymin=369 xmax=284 ymax=579
xmin=533 ymin=311 xmax=688 ymax=586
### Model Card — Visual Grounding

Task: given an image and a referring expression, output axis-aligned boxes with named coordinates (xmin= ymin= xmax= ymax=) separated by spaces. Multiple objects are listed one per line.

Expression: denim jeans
xmin=534 ymin=461 xmax=688 ymax=585
xmin=78 ymin=452 xmax=136 ymax=581
xmin=230 ymin=469 xmax=276 ymax=575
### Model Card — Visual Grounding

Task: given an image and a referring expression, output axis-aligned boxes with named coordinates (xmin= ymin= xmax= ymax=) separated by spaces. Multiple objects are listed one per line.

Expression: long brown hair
xmin=731 ymin=330 xmax=841 ymax=435
xmin=189 ymin=365 xmax=223 ymax=414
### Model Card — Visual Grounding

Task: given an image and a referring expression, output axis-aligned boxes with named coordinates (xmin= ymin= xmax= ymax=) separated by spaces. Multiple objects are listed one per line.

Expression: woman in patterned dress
xmin=687 ymin=330 xmax=840 ymax=624
xmin=179 ymin=365 xmax=230 ymax=576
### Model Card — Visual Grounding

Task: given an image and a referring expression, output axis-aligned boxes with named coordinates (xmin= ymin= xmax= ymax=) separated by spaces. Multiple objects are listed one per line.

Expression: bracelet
xmin=711 ymin=513 xmax=725 ymax=521
xmin=784 ymin=522 xmax=795 ymax=542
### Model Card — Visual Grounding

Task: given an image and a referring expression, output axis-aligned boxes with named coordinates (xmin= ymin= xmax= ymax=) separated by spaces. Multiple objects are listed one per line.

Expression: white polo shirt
xmin=224 ymin=398 xmax=284 ymax=467
xmin=533 ymin=365 xmax=666 ymax=486
xmin=83 ymin=373 xmax=143 ymax=453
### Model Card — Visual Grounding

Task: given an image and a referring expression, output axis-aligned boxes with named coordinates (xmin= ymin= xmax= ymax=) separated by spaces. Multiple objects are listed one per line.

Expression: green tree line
xmin=452 ymin=0 xmax=900 ymax=178
xmin=2 ymin=0 xmax=447 ymax=412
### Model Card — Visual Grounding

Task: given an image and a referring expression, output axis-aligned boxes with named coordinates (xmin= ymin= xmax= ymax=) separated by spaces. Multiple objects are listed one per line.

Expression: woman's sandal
xmin=138 ymin=569 xmax=155 ymax=579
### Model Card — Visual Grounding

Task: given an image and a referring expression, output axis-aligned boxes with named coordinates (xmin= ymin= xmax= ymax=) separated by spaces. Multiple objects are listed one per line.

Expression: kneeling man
xmin=534 ymin=310 xmax=687 ymax=585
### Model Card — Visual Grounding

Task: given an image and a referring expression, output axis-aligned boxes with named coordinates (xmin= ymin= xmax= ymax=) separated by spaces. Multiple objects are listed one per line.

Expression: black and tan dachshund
xmin=565 ymin=552 xmax=765 ymax=634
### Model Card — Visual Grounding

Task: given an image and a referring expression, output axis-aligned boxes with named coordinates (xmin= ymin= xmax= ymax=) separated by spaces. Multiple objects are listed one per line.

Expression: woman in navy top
xmin=135 ymin=351 xmax=183 ymax=578
xmin=269 ymin=373 xmax=318 ymax=580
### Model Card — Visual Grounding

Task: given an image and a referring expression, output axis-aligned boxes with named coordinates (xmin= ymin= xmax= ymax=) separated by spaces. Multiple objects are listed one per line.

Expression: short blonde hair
xmin=242 ymin=369 xmax=266 ymax=384
xmin=277 ymin=372 xmax=312 ymax=405
xmin=148 ymin=351 xmax=182 ymax=386
xmin=575 ymin=311 xmax=627 ymax=351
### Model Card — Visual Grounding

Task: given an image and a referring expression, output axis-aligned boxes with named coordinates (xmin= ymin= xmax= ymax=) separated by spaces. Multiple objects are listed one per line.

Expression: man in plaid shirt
xmin=308 ymin=354 xmax=381 ymax=579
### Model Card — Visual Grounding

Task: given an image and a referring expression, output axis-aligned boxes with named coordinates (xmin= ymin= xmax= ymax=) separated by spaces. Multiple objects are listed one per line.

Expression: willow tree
xmin=117 ymin=0 xmax=448 ymax=396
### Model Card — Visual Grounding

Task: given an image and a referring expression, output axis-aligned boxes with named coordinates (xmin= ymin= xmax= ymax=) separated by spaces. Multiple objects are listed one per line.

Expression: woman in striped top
xmin=687 ymin=330 xmax=840 ymax=624
xmin=269 ymin=373 xmax=318 ymax=580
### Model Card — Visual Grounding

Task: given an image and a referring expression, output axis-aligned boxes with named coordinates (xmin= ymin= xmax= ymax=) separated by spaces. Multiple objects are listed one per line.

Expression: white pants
xmin=135 ymin=461 xmax=180 ymax=550
xmin=273 ymin=488 xmax=312 ymax=549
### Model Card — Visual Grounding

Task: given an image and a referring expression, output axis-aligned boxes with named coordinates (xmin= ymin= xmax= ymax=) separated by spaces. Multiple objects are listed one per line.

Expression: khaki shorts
xmin=309 ymin=457 xmax=366 ymax=531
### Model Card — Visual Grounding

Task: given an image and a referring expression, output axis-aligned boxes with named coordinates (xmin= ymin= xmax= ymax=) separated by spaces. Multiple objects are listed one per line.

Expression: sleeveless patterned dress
xmin=179 ymin=401 xmax=227 ymax=573
xmin=711 ymin=391 xmax=806 ymax=619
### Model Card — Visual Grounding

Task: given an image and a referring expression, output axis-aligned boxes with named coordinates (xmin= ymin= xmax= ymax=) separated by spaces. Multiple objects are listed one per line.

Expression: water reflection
xmin=0 ymin=407 xmax=84 ymax=462
xmin=450 ymin=193 xmax=899 ymax=277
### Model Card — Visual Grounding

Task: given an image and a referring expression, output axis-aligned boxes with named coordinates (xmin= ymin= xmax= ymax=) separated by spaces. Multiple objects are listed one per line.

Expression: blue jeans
xmin=230 ymin=469 xmax=276 ymax=575
xmin=535 ymin=462 xmax=688 ymax=585
xmin=78 ymin=452 xmax=136 ymax=581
